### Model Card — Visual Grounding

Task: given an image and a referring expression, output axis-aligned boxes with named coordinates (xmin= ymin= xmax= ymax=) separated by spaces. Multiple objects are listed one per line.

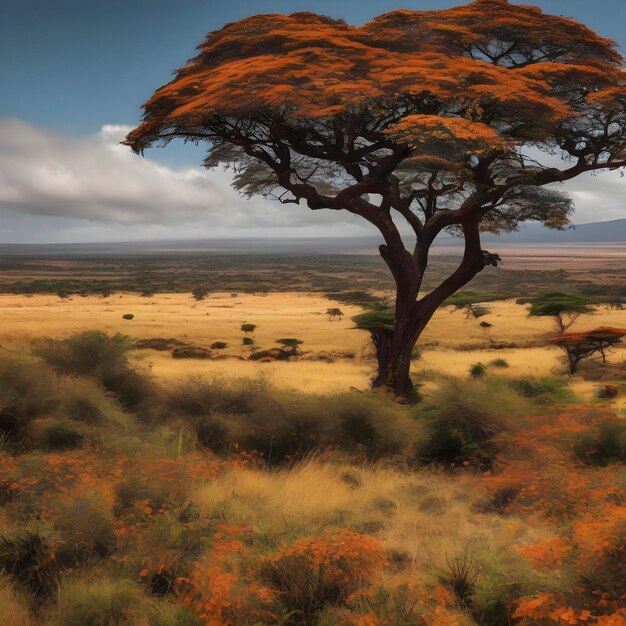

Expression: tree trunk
xmin=370 ymin=217 xmax=487 ymax=398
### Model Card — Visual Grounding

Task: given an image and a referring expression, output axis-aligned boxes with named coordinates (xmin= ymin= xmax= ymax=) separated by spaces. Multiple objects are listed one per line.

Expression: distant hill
xmin=481 ymin=218 xmax=626 ymax=243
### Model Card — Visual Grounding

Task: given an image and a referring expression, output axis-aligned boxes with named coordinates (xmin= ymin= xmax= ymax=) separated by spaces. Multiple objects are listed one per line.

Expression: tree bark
xmin=371 ymin=216 xmax=488 ymax=397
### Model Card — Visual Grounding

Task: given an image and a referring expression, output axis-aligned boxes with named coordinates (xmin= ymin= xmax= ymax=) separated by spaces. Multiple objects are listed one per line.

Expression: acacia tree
xmin=126 ymin=0 xmax=626 ymax=395
xmin=528 ymin=291 xmax=596 ymax=332
xmin=550 ymin=327 xmax=626 ymax=374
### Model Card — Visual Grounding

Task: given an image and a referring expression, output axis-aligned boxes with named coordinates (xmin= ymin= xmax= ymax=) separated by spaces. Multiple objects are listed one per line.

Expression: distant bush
xmin=443 ymin=291 xmax=503 ymax=309
xmin=136 ymin=338 xmax=185 ymax=351
xmin=326 ymin=290 xmax=384 ymax=309
xmin=122 ymin=314 xmax=135 ymax=320
xmin=191 ymin=287 xmax=209 ymax=301
xmin=210 ymin=341 xmax=228 ymax=350
xmin=469 ymin=362 xmax=487 ymax=379
xmin=29 ymin=418 xmax=87 ymax=451
xmin=470 ymin=305 xmax=491 ymax=319
xmin=490 ymin=358 xmax=509 ymax=368
xmin=240 ymin=323 xmax=256 ymax=335
xmin=171 ymin=346 xmax=211 ymax=360
xmin=480 ymin=321 xmax=493 ymax=329
xmin=276 ymin=338 xmax=303 ymax=356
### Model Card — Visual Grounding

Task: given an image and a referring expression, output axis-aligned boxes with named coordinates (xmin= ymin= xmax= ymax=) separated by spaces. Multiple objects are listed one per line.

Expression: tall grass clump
xmin=0 ymin=357 xmax=57 ymax=439
xmin=0 ymin=577 xmax=34 ymax=626
xmin=415 ymin=378 xmax=525 ymax=467
xmin=34 ymin=331 xmax=153 ymax=408
xmin=53 ymin=578 xmax=150 ymax=626
xmin=166 ymin=374 xmax=268 ymax=417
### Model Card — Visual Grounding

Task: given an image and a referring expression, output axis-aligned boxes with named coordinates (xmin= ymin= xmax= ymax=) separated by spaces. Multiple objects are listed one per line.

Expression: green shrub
xmin=32 ymin=332 xmax=152 ymax=408
xmin=276 ymin=338 xmax=303 ymax=355
xmin=573 ymin=419 xmax=626 ymax=466
xmin=0 ymin=357 xmax=57 ymax=437
xmin=191 ymin=287 xmax=209 ymax=301
xmin=443 ymin=291 xmax=503 ymax=309
xmin=171 ymin=346 xmax=211 ymax=359
xmin=54 ymin=578 xmax=149 ymax=626
xmin=58 ymin=379 xmax=130 ymax=429
xmin=234 ymin=391 xmax=418 ymax=464
xmin=34 ymin=331 xmax=136 ymax=377
xmin=210 ymin=341 xmax=228 ymax=350
xmin=241 ymin=323 xmax=256 ymax=334
xmin=166 ymin=375 xmax=267 ymax=417
xmin=469 ymin=362 xmax=487 ymax=379
xmin=509 ymin=376 xmax=573 ymax=404
xmin=52 ymin=491 xmax=116 ymax=564
xmin=416 ymin=379 xmax=520 ymax=467
xmin=122 ymin=314 xmax=135 ymax=320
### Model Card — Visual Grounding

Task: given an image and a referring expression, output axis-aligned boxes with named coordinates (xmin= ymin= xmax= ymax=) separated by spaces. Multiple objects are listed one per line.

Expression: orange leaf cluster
xmin=127 ymin=1 xmax=626 ymax=168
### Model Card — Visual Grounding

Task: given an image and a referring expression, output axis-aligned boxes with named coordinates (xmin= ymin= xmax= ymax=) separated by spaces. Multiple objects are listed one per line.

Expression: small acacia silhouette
xmin=549 ymin=327 xmax=626 ymax=373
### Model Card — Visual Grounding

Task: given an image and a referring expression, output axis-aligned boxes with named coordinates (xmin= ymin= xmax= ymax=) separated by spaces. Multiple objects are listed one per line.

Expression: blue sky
xmin=1 ymin=1 xmax=625 ymax=243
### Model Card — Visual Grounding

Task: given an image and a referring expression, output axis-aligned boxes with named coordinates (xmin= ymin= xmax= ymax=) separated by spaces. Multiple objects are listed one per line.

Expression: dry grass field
xmin=0 ymin=254 xmax=625 ymax=625
xmin=1 ymin=292 xmax=625 ymax=405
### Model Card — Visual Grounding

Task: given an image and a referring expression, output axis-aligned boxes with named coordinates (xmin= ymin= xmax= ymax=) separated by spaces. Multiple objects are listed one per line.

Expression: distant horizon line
xmin=0 ymin=218 xmax=626 ymax=247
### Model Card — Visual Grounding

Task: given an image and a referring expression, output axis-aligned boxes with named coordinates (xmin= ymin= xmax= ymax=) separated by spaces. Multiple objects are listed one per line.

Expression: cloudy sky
xmin=1 ymin=0 xmax=626 ymax=243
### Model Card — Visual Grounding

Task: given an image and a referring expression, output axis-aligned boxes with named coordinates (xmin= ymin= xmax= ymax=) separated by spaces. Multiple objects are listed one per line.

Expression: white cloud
xmin=0 ymin=118 xmax=623 ymax=245
xmin=0 ymin=118 xmax=368 ymax=237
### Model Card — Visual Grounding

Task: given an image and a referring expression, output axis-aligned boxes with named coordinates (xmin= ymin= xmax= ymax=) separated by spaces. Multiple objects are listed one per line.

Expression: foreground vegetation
xmin=0 ymin=331 xmax=624 ymax=625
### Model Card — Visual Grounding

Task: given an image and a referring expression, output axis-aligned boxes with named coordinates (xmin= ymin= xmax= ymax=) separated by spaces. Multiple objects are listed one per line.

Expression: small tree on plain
xmin=528 ymin=292 xmax=596 ymax=332
xmin=192 ymin=287 xmax=209 ymax=301
xmin=326 ymin=308 xmax=344 ymax=321
xmin=241 ymin=323 xmax=257 ymax=335
xmin=276 ymin=338 xmax=304 ymax=356
xmin=549 ymin=327 xmax=626 ymax=374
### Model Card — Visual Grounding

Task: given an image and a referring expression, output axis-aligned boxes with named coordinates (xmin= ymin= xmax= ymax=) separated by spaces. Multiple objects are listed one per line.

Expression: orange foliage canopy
xmin=549 ymin=327 xmax=626 ymax=347
xmin=127 ymin=1 xmax=624 ymax=163
xmin=126 ymin=0 xmax=626 ymax=233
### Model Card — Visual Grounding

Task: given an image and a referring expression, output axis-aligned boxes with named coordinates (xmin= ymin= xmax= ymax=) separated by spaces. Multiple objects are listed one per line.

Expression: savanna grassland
xmin=0 ymin=251 xmax=625 ymax=626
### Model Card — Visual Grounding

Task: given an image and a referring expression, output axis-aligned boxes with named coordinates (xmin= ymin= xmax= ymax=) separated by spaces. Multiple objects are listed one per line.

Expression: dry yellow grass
xmin=1 ymin=293 xmax=625 ymax=399
xmin=0 ymin=579 xmax=34 ymax=626
xmin=194 ymin=461 xmax=546 ymax=588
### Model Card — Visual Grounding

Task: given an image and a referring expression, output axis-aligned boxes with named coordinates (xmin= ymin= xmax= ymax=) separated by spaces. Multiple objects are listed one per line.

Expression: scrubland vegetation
xmin=0 ymin=329 xmax=624 ymax=625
